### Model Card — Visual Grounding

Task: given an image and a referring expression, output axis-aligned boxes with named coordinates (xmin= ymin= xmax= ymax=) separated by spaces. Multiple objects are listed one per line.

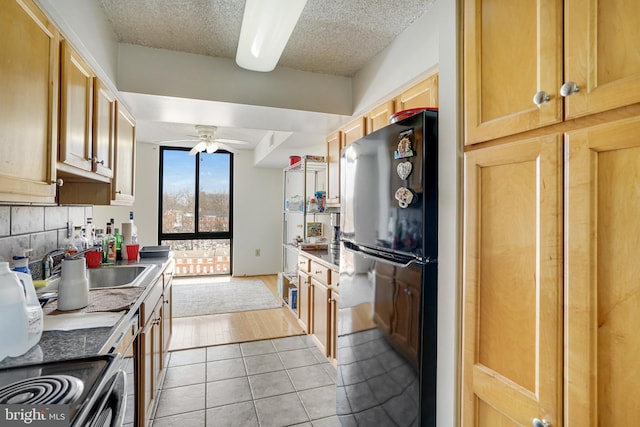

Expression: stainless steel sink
xmin=87 ymin=264 xmax=154 ymax=289
xmin=39 ymin=264 xmax=155 ymax=292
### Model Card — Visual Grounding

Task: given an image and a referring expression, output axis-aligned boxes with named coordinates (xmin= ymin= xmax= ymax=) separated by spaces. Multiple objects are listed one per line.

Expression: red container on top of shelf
xmin=389 ymin=107 xmax=438 ymax=124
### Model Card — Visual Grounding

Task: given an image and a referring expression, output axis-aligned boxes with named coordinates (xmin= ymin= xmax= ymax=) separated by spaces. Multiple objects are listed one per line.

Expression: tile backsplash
xmin=0 ymin=205 xmax=93 ymax=276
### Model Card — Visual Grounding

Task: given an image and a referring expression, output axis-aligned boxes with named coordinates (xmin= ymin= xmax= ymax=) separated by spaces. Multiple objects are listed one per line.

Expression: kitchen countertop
xmin=0 ymin=255 xmax=174 ymax=369
xmin=300 ymin=248 xmax=340 ymax=270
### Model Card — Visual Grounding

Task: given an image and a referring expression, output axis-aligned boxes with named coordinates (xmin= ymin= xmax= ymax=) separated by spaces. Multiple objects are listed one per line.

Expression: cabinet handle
xmin=560 ymin=81 xmax=580 ymax=97
xmin=532 ymin=419 xmax=551 ymax=427
xmin=115 ymin=190 xmax=122 ymax=194
xmin=92 ymin=157 xmax=105 ymax=165
xmin=52 ymin=178 xmax=64 ymax=187
xmin=532 ymin=91 xmax=551 ymax=105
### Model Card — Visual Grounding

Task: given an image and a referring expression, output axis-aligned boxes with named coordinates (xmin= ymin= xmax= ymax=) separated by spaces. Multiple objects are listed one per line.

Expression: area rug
xmin=171 ymin=280 xmax=281 ymax=318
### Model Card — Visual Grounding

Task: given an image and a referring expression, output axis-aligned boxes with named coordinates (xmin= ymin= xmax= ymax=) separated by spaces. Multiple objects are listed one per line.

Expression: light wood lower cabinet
xmin=297 ymin=253 xmax=339 ymax=363
xmin=311 ymin=278 xmax=330 ymax=356
xmin=564 ymin=115 xmax=640 ymax=426
xmin=463 ymin=115 xmax=640 ymax=426
xmin=462 ymin=135 xmax=563 ymax=426
xmin=134 ymin=261 xmax=173 ymax=427
xmin=297 ymin=270 xmax=310 ymax=332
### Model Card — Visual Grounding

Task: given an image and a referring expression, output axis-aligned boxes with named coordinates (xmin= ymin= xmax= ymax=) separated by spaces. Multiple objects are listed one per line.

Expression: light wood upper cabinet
xmin=92 ymin=78 xmax=115 ymax=178
xmin=464 ymin=0 xmax=640 ymax=144
xmin=397 ymin=74 xmax=439 ymax=111
xmin=59 ymin=40 xmax=98 ymax=178
xmin=342 ymin=117 xmax=367 ymax=146
xmin=565 ymin=115 xmax=640 ymax=427
xmin=112 ymin=102 xmax=136 ymax=205
xmin=464 ymin=0 xmax=563 ymax=144
xmin=564 ymin=0 xmax=640 ymax=119
xmin=0 ymin=0 xmax=59 ymax=203
xmin=326 ymin=130 xmax=342 ymax=207
xmin=366 ymin=100 xmax=396 ymax=134
xmin=462 ymin=135 xmax=563 ymax=426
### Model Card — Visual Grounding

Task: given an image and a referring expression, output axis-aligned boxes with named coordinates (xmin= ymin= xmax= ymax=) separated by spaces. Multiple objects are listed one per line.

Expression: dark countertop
xmin=299 ymin=249 xmax=340 ymax=270
xmin=0 ymin=255 xmax=174 ymax=369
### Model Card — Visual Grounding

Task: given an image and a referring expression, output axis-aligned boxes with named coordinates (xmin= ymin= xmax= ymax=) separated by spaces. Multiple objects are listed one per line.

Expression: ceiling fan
xmin=160 ymin=125 xmax=250 ymax=155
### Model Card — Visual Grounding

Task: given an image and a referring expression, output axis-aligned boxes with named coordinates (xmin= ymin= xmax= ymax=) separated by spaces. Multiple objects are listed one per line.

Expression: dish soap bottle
xmin=0 ymin=262 xmax=29 ymax=362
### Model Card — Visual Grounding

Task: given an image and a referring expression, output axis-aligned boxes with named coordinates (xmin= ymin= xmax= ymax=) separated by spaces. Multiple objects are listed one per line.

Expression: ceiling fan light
xmin=189 ymin=141 xmax=207 ymax=156
xmin=236 ymin=0 xmax=307 ymax=72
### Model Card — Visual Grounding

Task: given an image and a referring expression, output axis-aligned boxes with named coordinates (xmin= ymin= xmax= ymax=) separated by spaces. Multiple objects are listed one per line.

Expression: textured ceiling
xmin=97 ymin=0 xmax=433 ymax=76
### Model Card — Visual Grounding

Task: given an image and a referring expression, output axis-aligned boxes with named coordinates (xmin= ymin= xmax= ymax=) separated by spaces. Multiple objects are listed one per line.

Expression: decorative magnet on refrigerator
xmin=395 ymin=186 xmax=415 ymax=208
xmin=396 ymin=161 xmax=413 ymax=180
xmin=394 ymin=128 xmax=415 ymax=159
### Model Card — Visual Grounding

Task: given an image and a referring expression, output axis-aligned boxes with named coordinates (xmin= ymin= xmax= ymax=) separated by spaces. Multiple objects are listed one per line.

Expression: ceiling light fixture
xmin=236 ymin=0 xmax=308 ymax=72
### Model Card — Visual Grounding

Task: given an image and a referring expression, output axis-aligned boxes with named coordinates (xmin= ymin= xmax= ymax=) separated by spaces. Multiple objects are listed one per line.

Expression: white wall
xmin=232 ymin=155 xmax=283 ymax=276
xmin=351 ymin=3 xmax=440 ymax=116
xmin=93 ymin=142 xmax=159 ymax=246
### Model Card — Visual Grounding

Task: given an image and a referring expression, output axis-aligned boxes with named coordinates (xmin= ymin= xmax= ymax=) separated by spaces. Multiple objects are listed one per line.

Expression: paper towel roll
xmin=121 ymin=223 xmax=133 ymax=260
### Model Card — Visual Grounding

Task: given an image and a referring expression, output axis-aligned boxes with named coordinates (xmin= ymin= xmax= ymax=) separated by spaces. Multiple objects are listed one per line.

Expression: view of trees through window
xmin=159 ymin=147 xmax=233 ymax=276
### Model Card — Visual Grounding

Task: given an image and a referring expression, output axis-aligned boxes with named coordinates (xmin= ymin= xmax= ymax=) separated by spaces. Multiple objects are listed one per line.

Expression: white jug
xmin=0 ymin=262 xmax=29 ymax=361
xmin=14 ymin=272 xmax=43 ymax=351
xmin=57 ymin=258 xmax=89 ymax=311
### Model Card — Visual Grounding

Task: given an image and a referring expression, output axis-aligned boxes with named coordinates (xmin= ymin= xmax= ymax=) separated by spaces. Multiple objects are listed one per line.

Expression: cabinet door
xmin=298 ymin=271 xmax=310 ymax=332
xmin=138 ymin=320 xmax=154 ymax=427
xmin=311 ymin=278 xmax=330 ymax=356
xmin=326 ymin=130 xmax=342 ymax=206
xmin=329 ymin=290 xmax=339 ymax=363
xmin=462 ymin=135 xmax=563 ymax=426
xmin=92 ymin=78 xmax=115 ymax=178
xmin=367 ymin=100 xmax=396 ymax=134
xmin=396 ymin=74 xmax=438 ymax=110
xmin=59 ymin=40 xmax=94 ymax=173
xmin=113 ymin=102 xmax=136 ymax=204
xmin=342 ymin=117 xmax=367 ymax=146
xmin=565 ymin=115 xmax=640 ymax=426
xmin=564 ymin=0 xmax=640 ymax=119
xmin=464 ymin=0 xmax=562 ymax=144
xmin=161 ymin=283 xmax=172 ymax=369
xmin=0 ymin=0 xmax=58 ymax=203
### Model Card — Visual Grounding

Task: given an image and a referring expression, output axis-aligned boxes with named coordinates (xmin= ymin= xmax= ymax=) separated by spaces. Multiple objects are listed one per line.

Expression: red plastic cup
xmin=126 ymin=244 xmax=139 ymax=261
xmin=85 ymin=251 xmax=102 ymax=268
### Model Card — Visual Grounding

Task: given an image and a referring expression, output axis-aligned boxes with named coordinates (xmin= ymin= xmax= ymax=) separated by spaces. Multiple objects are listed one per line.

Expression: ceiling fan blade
xmin=156 ymin=138 xmax=199 ymax=144
xmin=213 ymin=138 xmax=251 ymax=145
xmin=189 ymin=141 xmax=206 ymax=156
xmin=215 ymin=143 xmax=237 ymax=153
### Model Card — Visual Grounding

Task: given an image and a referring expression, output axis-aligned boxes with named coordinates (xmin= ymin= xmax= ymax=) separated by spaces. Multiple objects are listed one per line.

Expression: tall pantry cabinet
xmin=462 ymin=0 xmax=640 ymax=426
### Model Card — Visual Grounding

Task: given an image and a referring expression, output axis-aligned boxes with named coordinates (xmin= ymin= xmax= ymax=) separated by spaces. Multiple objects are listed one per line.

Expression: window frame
xmin=157 ymin=146 xmax=234 ymax=244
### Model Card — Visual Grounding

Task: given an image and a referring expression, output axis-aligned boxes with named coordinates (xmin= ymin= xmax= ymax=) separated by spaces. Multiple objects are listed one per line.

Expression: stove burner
xmin=0 ymin=375 xmax=84 ymax=405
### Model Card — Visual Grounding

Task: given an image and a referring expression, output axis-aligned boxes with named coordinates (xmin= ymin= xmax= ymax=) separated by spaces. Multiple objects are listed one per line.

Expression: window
xmin=159 ymin=147 xmax=233 ymax=276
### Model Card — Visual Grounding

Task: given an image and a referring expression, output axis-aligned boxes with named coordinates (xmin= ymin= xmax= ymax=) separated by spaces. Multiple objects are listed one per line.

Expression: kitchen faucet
xmin=48 ymin=247 xmax=101 ymax=277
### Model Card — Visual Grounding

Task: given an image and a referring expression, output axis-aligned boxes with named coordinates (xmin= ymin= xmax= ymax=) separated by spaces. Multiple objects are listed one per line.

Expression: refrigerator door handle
xmin=343 ymin=241 xmax=435 ymax=267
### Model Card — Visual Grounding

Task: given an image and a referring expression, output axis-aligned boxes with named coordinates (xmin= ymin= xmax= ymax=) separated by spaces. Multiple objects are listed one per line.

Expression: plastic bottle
xmin=14 ymin=272 xmax=43 ymax=353
xmin=11 ymin=249 xmax=32 ymax=274
xmin=104 ymin=224 xmax=116 ymax=263
xmin=94 ymin=228 xmax=105 ymax=260
xmin=0 ymin=262 xmax=29 ymax=362
xmin=129 ymin=211 xmax=138 ymax=244
xmin=86 ymin=218 xmax=96 ymax=247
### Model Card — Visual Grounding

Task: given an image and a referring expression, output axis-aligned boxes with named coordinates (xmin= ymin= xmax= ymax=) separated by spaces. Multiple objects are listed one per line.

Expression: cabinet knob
xmin=52 ymin=178 xmax=64 ymax=187
xmin=532 ymin=418 xmax=551 ymax=427
xmin=92 ymin=157 xmax=105 ymax=165
xmin=532 ymin=91 xmax=551 ymax=105
xmin=560 ymin=81 xmax=580 ymax=97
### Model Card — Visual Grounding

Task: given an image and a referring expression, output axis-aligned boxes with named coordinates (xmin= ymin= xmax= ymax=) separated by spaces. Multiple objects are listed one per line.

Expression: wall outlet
xmin=255 ymin=248 xmax=261 ymax=256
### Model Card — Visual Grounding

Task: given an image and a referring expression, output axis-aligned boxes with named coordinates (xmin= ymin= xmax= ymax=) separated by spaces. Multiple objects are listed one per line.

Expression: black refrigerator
xmin=337 ymin=110 xmax=437 ymax=426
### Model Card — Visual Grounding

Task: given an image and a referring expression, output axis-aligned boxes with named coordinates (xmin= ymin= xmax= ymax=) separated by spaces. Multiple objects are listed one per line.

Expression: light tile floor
xmin=150 ymin=335 xmax=340 ymax=427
